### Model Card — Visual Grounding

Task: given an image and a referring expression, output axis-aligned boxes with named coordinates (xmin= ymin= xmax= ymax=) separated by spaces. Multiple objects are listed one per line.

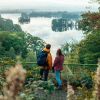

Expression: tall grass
xmin=0 ymin=63 xmax=26 ymax=100
xmin=93 ymin=60 xmax=100 ymax=100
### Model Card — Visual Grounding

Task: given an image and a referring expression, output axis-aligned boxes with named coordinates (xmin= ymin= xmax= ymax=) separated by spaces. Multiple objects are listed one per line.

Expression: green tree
xmin=8 ymin=47 xmax=16 ymax=59
xmin=26 ymin=50 xmax=36 ymax=62
xmin=61 ymin=41 xmax=80 ymax=63
xmin=0 ymin=17 xmax=45 ymax=61
xmin=61 ymin=42 xmax=69 ymax=56
xmin=0 ymin=17 xmax=22 ymax=32
xmin=0 ymin=31 xmax=27 ymax=58
xmin=78 ymin=31 xmax=100 ymax=64
xmin=91 ymin=0 xmax=100 ymax=3
xmin=78 ymin=5 xmax=100 ymax=64
xmin=0 ymin=42 xmax=5 ymax=58
xmin=14 ymin=24 xmax=22 ymax=32
xmin=25 ymin=33 xmax=45 ymax=56
xmin=0 ymin=31 xmax=45 ymax=60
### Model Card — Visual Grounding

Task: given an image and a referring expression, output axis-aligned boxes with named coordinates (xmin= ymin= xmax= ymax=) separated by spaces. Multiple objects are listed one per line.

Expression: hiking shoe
xmin=40 ymin=77 xmax=44 ymax=80
xmin=57 ymin=85 xmax=62 ymax=90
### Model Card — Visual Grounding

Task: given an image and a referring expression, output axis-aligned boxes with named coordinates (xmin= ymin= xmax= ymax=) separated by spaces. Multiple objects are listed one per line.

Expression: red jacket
xmin=53 ymin=55 xmax=64 ymax=71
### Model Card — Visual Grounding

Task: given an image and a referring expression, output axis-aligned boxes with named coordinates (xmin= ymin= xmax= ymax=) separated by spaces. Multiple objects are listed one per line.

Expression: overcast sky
xmin=0 ymin=0 xmax=99 ymax=11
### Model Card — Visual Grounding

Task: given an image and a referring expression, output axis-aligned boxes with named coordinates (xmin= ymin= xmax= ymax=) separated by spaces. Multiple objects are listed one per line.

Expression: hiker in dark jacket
xmin=40 ymin=44 xmax=52 ymax=81
xmin=53 ymin=49 xmax=64 ymax=89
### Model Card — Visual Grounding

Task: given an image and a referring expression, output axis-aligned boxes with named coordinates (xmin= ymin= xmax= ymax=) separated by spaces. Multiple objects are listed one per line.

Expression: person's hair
xmin=46 ymin=44 xmax=51 ymax=49
xmin=56 ymin=49 xmax=63 ymax=56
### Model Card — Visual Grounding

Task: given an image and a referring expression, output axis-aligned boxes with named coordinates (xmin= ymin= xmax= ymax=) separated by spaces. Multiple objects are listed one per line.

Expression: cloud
xmin=0 ymin=0 xmax=98 ymax=11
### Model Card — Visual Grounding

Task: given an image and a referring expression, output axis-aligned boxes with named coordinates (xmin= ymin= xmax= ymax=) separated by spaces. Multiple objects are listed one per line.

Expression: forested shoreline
xmin=0 ymin=11 xmax=100 ymax=64
xmin=61 ymin=12 xmax=100 ymax=65
xmin=0 ymin=16 xmax=45 ymax=62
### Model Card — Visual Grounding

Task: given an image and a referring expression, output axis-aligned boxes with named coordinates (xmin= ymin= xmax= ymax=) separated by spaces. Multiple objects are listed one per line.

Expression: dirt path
xmin=47 ymin=90 xmax=67 ymax=100
xmin=37 ymin=89 xmax=67 ymax=100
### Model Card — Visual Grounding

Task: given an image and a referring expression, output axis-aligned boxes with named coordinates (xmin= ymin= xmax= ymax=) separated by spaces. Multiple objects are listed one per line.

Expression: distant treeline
xmin=0 ymin=9 xmax=33 ymax=14
xmin=0 ymin=10 xmax=81 ymax=19
xmin=29 ymin=11 xmax=80 ymax=19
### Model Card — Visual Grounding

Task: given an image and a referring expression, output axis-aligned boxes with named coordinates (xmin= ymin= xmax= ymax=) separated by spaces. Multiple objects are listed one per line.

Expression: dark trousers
xmin=40 ymin=68 xmax=49 ymax=81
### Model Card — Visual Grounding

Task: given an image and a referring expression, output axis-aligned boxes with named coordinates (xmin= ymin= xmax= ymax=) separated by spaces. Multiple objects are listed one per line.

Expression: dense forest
xmin=0 ymin=16 xmax=45 ymax=62
xmin=0 ymin=16 xmax=22 ymax=32
xmin=61 ymin=12 xmax=100 ymax=64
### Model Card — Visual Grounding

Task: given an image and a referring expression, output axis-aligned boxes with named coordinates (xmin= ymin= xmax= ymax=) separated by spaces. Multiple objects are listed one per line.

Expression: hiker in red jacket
xmin=53 ymin=49 xmax=64 ymax=89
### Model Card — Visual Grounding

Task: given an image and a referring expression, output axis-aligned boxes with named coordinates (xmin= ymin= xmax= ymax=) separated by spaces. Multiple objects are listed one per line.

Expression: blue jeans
xmin=55 ymin=70 xmax=62 ymax=86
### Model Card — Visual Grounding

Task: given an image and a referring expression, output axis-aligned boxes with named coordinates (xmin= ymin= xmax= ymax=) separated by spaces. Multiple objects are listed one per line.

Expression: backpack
xmin=37 ymin=50 xmax=48 ymax=66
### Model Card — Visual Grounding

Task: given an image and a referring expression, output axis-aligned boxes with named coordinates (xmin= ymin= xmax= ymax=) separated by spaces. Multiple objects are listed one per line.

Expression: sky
xmin=0 ymin=0 xmax=99 ymax=11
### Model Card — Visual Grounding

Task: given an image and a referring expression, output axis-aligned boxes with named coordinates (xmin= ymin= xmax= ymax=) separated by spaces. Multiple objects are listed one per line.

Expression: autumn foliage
xmin=79 ymin=12 xmax=100 ymax=33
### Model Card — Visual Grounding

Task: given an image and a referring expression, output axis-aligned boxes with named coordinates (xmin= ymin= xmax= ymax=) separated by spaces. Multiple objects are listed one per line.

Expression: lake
xmin=1 ymin=14 xmax=83 ymax=57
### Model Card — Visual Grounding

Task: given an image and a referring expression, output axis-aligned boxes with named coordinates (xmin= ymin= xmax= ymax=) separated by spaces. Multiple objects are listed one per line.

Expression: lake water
xmin=1 ymin=14 xmax=83 ymax=57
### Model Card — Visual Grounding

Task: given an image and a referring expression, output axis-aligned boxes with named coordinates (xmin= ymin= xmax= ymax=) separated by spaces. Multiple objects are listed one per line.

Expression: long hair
xmin=56 ymin=49 xmax=63 ymax=56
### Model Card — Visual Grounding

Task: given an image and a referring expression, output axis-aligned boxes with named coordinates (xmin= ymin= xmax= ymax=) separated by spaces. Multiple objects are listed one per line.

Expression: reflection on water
xmin=52 ymin=19 xmax=79 ymax=32
xmin=1 ymin=14 xmax=83 ymax=57
xmin=18 ymin=13 xmax=30 ymax=24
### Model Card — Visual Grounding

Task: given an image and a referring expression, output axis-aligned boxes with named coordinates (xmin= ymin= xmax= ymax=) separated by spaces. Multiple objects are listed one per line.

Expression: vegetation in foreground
xmin=0 ymin=1 xmax=100 ymax=99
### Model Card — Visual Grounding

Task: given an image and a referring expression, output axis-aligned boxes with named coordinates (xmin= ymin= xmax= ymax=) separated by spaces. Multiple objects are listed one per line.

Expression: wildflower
xmin=93 ymin=60 xmax=100 ymax=100
xmin=0 ymin=63 xmax=26 ymax=100
xmin=67 ymin=83 xmax=75 ymax=100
